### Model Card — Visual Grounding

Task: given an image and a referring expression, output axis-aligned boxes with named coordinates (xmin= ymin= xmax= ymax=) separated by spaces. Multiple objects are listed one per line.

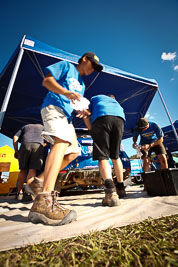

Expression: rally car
xmin=55 ymin=129 xmax=131 ymax=192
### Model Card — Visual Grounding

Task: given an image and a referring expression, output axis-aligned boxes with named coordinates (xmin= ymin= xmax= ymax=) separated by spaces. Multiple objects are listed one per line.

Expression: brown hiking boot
xmin=25 ymin=177 xmax=43 ymax=200
xmin=102 ymin=179 xmax=120 ymax=207
xmin=28 ymin=191 xmax=77 ymax=226
xmin=102 ymin=192 xmax=120 ymax=207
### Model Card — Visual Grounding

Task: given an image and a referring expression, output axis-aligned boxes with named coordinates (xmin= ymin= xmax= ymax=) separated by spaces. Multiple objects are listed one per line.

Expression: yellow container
xmin=0 ymin=172 xmax=19 ymax=194
xmin=0 ymin=145 xmax=19 ymax=194
xmin=0 ymin=145 xmax=19 ymax=172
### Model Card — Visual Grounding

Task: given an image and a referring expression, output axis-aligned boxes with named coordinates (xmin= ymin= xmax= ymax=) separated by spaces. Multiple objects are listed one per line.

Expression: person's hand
xmin=141 ymin=144 xmax=150 ymax=151
xmin=14 ymin=151 xmax=18 ymax=159
xmin=75 ymin=109 xmax=91 ymax=118
xmin=64 ymin=91 xmax=81 ymax=101
xmin=132 ymin=143 xmax=138 ymax=149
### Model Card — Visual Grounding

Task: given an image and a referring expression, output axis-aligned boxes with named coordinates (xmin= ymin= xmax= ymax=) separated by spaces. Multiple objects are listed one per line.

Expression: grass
xmin=0 ymin=214 xmax=177 ymax=267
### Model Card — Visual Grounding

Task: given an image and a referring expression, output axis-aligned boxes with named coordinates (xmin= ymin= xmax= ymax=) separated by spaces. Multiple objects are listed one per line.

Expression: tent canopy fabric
xmin=0 ymin=35 xmax=158 ymax=139
xmin=162 ymin=120 xmax=178 ymax=152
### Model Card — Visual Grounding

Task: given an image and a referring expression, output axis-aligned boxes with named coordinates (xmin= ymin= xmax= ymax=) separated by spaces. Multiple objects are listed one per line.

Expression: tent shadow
xmin=124 ymin=190 xmax=150 ymax=199
xmin=0 ymin=205 xmax=29 ymax=211
xmin=124 ymin=193 xmax=150 ymax=199
xmin=59 ymin=195 xmax=104 ymax=202
xmin=66 ymin=202 xmax=102 ymax=208
xmin=0 ymin=214 xmax=28 ymax=223
xmin=0 ymin=199 xmax=19 ymax=204
xmin=59 ymin=189 xmax=104 ymax=197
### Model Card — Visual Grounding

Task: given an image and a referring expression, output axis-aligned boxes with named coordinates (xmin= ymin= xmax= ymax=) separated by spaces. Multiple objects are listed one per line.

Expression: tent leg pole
xmin=0 ymin=47 xmax=24 ymax=130
xmin=157 ymin=87 xmax=178 ymax=144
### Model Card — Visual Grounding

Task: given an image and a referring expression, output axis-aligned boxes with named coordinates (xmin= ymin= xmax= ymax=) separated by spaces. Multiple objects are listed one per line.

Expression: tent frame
xmin=0 ymin=36 xmax=25 ymax=130
xmin=157 ymin=88 xmax=178 ymax=143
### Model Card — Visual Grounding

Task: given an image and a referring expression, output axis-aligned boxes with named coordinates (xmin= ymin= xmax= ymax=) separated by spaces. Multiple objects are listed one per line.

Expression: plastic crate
xmin=142 ymin=168 xmax=178 ymax=196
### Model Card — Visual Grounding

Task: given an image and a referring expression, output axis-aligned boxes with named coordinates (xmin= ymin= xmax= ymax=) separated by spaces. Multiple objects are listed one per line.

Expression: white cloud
xmin=145 ymin=112 xmax=155 ymax=120
xmin=174 ymin=65 xmax=178 ymax=71
xmin=170 ymin=78 xmax=175 ymax=81
xmin=161 ymin=52 xmax=176 ymax=61
xmin=145 ymin=113 xmax=149 ymax=118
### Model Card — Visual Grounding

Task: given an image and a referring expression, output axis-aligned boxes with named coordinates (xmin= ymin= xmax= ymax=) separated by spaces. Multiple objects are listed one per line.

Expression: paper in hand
xmin=70 ymin=97 xmax=90 ymax=111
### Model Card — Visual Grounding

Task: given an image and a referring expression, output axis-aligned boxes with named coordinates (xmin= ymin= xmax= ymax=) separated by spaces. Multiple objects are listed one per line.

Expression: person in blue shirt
xmin=132 ymin=118 xmax=168 ymax=172
xmin=83 ymin=94 xmax=126 ymax=207
xmin=28 ymin=52 xmax=103 ymax=226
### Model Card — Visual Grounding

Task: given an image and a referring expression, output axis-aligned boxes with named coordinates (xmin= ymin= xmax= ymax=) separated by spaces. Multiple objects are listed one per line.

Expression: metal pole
xmin=0 ymin=47 xmax=24 ymax=130
xmin=157 ymin=87 xmax=178 ymax=143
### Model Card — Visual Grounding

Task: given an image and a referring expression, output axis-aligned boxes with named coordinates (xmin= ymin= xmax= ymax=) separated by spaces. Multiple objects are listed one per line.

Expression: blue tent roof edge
xmin=162 ymin=120 xmax=178 ymax=133
xmin=162 ymin=120 xmax=178 ymax=152
xmin=20 ymin=35 xmax=158 ymax=87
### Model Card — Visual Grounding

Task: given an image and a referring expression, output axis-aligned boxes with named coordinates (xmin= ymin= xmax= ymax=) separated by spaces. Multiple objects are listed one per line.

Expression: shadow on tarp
xmin=0 ymin=204 xmax=29 ymax=211
xmin=0 ymin=214 xmax=28 ymax=223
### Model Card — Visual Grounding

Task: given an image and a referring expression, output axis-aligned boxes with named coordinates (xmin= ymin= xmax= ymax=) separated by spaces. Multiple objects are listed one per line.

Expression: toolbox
xmin=142 ymin=168 xmax=178 ymax=196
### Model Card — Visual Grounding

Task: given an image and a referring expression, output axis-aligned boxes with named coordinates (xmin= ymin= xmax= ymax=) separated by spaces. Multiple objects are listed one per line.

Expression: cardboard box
xmin=142 ymin=168 xmax=178 ymax=196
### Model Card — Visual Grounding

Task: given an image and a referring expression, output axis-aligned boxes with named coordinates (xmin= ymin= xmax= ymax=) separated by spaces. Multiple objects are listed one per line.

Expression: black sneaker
xmin=114 ymin=181 xmax=126 ymax=198
xmin=21 ymin=192 xmax=33 ymax=203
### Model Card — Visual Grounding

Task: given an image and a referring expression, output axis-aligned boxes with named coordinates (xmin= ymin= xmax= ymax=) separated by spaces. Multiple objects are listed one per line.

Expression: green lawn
xmin=0 ymin=214 xmax=177 ymax=267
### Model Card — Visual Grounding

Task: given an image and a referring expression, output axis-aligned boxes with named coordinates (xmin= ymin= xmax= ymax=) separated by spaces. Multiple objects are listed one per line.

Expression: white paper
xmin=70 ymin=97 xmax=90 ymax=111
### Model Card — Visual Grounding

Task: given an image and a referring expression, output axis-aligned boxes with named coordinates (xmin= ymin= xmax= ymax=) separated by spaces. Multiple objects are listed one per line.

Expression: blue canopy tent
xmin=162 ymin=120 xmax=178 ymax=152
xmin=0 ymin=35 xmax=159 ymax=139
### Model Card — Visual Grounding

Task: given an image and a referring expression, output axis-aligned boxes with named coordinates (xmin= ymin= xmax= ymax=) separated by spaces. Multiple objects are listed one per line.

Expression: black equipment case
xmin=142 ymin=168 xmax=178 ymax=196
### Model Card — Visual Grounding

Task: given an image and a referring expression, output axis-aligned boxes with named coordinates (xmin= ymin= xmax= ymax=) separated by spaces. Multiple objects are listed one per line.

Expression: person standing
xmin=132 ymin=118 xmax=168 ymax=172
xmin=13 ymin=124 xmax=44 ymax=201
xmin=28 ymin=52 xmax=103 ymax=225
xmin=166 ymin=148 xmax=176 ymax=168
xmin=83 ymin=94 xmax=126 ymax=207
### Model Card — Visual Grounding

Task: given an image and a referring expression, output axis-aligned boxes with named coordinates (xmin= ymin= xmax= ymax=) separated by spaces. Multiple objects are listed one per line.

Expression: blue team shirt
xmin=133 ymin=121 xmax=163 ymax=144
xmin=89 ymin=95 xmax=125 ymax=124
xmin=41 ymin=61 xmax=85 ymax=122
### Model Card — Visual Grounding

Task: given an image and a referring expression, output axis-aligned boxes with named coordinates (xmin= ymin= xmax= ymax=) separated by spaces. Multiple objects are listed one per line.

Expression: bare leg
xmin=17 ymin=170 xmax=27 ymax=192
xmin=26 ymin=169 xmax=37 ymax=184
xmin=158 ymin=154 xmax=168 ymax=169
xmin=34 ymin=152 xmax=79 ymax=181
xmin=143 ymin=157 xmax=151 ymax=172
xmin=43 ymin=137 xmax=69 ymax=192
xmin=112 ymin=158 xmax=123 ymax=182
xmin=99 ymin=159 xmax=120 ymax=206
xmin=98 ymin=159 xmax=112 ymax=180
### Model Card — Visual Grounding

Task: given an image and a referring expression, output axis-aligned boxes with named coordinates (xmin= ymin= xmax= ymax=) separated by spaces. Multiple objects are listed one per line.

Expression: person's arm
xmin=151 ymin=123 xmax=163 ymax=148
xmin=76 ymin=109 xmax=91 ymax=119
xmin=149 ymin=137 xmax=163 ymax=148
xmin=42 ymin=73 xmax=81 ymax=101
xmin=83 ymin=116 xmax=92 ymax=131
xmin=132 ymin=137 xmax=138 ymax=149
xmin=13 ymin=135 xmax=19 ymax=159
xmin=141 ymin=137 xmax=163 ymax=151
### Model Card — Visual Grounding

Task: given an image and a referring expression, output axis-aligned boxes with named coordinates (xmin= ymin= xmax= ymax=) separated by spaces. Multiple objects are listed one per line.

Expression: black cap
xmin=136 ymin=118 xmax=149 ymax=133
xmin=79 ymin=52 xmax=103 ymax=72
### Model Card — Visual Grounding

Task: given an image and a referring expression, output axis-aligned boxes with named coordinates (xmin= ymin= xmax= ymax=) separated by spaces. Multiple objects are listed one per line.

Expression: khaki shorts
xmin=41 ymin=105 xmax=79 ymax=155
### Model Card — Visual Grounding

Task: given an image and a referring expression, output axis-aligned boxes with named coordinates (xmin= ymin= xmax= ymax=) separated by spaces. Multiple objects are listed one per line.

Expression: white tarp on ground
xmin=0 ymin=185 xmax=178 ymax=252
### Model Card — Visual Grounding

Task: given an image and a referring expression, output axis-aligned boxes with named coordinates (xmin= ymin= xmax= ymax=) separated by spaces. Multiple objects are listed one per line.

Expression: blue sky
xmin=0 ymin=0 xmax=178 ymax=156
